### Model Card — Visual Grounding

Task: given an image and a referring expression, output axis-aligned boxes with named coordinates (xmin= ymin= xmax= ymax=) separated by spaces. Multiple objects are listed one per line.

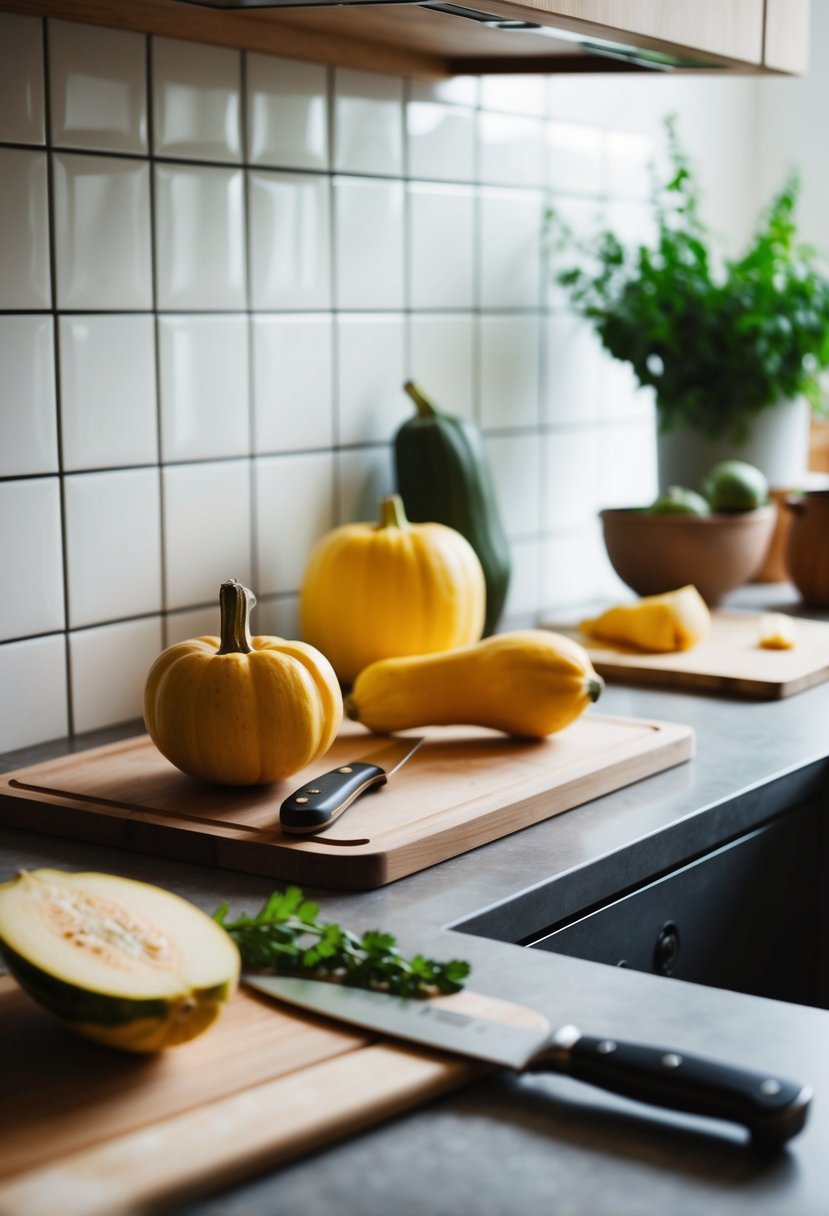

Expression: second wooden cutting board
xmin=0 ymin=714 xmax=693 ymax=889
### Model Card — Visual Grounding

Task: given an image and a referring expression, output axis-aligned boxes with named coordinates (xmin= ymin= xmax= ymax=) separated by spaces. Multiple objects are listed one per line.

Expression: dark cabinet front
xmin=526 ymin=800 xmax=828 ymax=1009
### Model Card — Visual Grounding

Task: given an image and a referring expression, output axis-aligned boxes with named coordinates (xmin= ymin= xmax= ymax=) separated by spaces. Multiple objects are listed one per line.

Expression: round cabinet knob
xmin=653 ymin=921 xmax=680 ymax=976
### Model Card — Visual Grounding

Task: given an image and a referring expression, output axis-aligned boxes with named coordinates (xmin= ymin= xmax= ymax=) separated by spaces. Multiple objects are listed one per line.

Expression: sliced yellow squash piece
xmin=581 ymin=585 xmax=711 ymax=653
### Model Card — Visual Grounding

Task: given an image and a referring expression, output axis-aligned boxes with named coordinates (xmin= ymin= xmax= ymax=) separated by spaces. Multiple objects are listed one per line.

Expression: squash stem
xmin=403 ymin=380 xmax=439 ymax=420
xmin=216 ymin=579 xmax=256 ymax=655
xmin=378 ymin=494 xmax=410 ymax=531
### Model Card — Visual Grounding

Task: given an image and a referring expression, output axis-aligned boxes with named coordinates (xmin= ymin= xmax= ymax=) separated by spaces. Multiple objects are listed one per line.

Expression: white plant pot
xmin=656 ymin=397 xmax=811 ymax=493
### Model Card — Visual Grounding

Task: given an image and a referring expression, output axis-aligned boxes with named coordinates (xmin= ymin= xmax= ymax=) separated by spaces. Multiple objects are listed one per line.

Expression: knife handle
xmin=531 ymin=1030 xmax=811 ymax=1147
xmin=280 ymin=763 xmax=387 ymax=835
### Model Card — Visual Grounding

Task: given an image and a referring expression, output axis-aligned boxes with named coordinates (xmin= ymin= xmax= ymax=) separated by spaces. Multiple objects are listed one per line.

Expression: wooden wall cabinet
xmin=0 ymin=0 xmax=811 ymax=80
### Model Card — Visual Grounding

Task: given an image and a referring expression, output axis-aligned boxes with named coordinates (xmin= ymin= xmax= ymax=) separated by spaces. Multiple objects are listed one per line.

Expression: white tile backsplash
xmin=152 ymin=37 xmax=241 ymax=162
xmin=0 ymin=19 xmax=686 ymax=750
xmin=50 ymin=20 xmax=147 ymax=154
xmin=248 ymin=170 xmax=332 ymax=309
xmin=0 ymin=478 xmax=65 ymax=641
xmin=334 ymin=176 xmax=405 ymax=309
xmin=53 ymin=152 xmax=152 ymax=309
xmin=64 ymin=468 xmax=162 ymax=628
xmin=0 ymin=315 xmax=58 ymax=476
xmin=247 ymin=53 xmax=328 ymax=170
xmin=0 ymin=13 xmax=45 ymax=144
xmin=59 ymin=314 xmax=158 ymax=470
xmin=334 ymin=68 xmax=404 ymax=176
xmin=158 ymin=314 xmax=250 ymax=461
xmin=0 ymin=148 xmax=50 ymax=308
xmin=155 ymin=162 xmax=245 ymax=310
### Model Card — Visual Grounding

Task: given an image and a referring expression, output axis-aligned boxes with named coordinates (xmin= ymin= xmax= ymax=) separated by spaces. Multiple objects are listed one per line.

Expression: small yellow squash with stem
xmin=300 ymin=494 xmax=486 ymax=685
xmin=144 ymin=579 xmax=342 ymax=785
xmin=345 ymin=630 xmax=603 ymax=737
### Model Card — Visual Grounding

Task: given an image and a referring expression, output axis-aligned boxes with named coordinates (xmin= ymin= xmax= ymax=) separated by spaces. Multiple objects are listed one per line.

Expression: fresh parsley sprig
xmin=213 ymin=886 xmax=471 ymax=998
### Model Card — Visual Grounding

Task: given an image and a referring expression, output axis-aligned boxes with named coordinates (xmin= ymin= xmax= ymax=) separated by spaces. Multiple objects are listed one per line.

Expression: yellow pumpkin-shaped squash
xmin=299 ymin=494 xmax=486 ymax=685
xmin=144 ymin=579 xmax=342 ymax=785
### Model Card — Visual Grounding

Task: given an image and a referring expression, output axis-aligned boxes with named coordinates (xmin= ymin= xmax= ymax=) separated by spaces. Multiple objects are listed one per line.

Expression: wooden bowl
xmin=599 ymin=506 xmax=777 ymax=606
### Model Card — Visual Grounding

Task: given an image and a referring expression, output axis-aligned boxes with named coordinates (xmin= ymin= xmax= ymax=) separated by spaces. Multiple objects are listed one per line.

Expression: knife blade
xmin=243 ymin=974 xmax=812 ymax=1147
xmin=279 ymin=736 xmax=424 ymax=835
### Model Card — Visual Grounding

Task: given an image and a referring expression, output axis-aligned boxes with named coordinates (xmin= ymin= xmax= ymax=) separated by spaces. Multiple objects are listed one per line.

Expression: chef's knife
xmin=243 ymin=974 xmax=812 ymax=1147
xmin=280 ymin=736 xmax=424 ymax=835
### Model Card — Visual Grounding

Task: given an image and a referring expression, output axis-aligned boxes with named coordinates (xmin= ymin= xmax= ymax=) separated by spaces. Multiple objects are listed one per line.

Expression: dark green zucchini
xmin=394 ymin=382 xmax=511 ymax=636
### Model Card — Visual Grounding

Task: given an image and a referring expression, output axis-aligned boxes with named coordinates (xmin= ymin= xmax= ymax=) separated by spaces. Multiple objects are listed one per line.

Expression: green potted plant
xmin=547 ymin=116 xmax=829 ymax=491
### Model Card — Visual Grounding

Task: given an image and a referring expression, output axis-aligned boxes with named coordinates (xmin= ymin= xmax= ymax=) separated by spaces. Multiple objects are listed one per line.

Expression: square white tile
xmin=546 ymin=121 xmax=604 ymax=195
xmin=597 ymin=421 xmax=658 ymax=509
xmin=501 ymin=537 xmax=541 ymax=622
xmin=53 ymin=152 xmax=152 ymax=310
xmin=542 ymin=427 xmax=601 ymax=531
xmin=50 ymin=19 xmax=147 ymax=153
xmin=247 ymin=53 xmax=328 ymax=170
xmin=64 ymin=468 xmax=162 ymax=628
xmin=480 ymin=74 xmax=547 ymax=116
xmin=605 ymin=130 xmax=653 ymax=200
xmin=479 ymin=187 xmax=544 ymax=309
xmin=163 ymin=460 xmax=252 ymax=610
xmin=152 ymin=36 xmax=241 ymax=162
xmin=542 ymin=528 xmax=611 ymax=610
xmin=59 ymin=314 xmax=157 ymax=470
xmin=409 ymin=76 xmax=478 ymax=107
xmin=69 ymin=617 xmax=163 ymax=734
xmin=479 ymin=314 xmax=540 ymax=429
xmin=406 ymin=100 xmax=476 ymax=184
xmin=336 ymin=446 xmax=395 ymax=526
xmin=408 ymin=315 xmax=475 ymax=420
xmin=408 ymin=183 xmax=475 ymax=309
xmin=336 ymin=315 xmax=407 ymax=445
xmin=255 ymin=452 xmax=335 ymax=594
xmin=154 ymin=163 xmax=245 ymax=310
xmin=334 ymin=177 xmax=405 ymax=310
xmin=544 ymin=313 xmax=603 ymax=424
xmin=0 ymin=315 xmax=58 ymax=476
xmin=158 ymin=314 xmax=250 ymax=462
xmin=253 ymin=595 xmax=301 ymax=643
xmin=0 ymin=149 xmax=50 ymax=309
xmin=248 ymin=170 xmax=331 ymax=310
xmin=0 ymin=635 xmax=68 ymax=752
xmin=0 ymin=478 xmax=65 ymax=641
xmin=164 ymin=603 xmax=222 ymax=646
xmin=0 ymin=13 xmax=45 ymax=144
xmin=479 ymin=112 xmax=545 ymax=188
xmin=333 ymin=68 xmax=403 ymax=176
xmin=600 ymin=349 xmax=656 ymax=423
xmin=486 ymin=433 xmax=541 ymax=539
xmin=252 ymin=315 xmax=334 ymax=452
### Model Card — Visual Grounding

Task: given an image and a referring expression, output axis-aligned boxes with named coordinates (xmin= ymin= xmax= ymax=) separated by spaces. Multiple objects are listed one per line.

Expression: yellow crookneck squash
xmin=345 ymin=630 xmax=603 ymax=738
xmin=144 ymin=579 xmax=342 ymax=785
xmin=300 ymin=494 xmax=486 ymax=685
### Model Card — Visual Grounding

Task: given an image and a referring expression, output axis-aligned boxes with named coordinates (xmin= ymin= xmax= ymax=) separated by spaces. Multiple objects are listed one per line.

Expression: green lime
xmin=647 ymin=486 xmax=711 ymax=516
xmin=700 ymin=460 xmax=769 ymax=512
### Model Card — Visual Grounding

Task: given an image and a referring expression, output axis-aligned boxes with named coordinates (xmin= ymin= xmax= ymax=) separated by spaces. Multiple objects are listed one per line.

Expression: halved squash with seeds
xmin=0 ymin=869 xmax=240 ymax=1053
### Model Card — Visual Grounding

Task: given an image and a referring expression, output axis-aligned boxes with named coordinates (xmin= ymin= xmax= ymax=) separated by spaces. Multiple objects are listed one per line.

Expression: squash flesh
xmin=0 ymin=870 xmax=240 ymax=1052
xmin=580 ymin=585 xmax=711 ymax=653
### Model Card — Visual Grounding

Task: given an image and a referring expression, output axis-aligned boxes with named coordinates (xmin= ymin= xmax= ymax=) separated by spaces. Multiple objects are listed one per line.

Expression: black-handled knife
xmin=280 ymin=736 xmax=424 ymax=835
xmin=243 ymin=975 xmax=812 ymax=1148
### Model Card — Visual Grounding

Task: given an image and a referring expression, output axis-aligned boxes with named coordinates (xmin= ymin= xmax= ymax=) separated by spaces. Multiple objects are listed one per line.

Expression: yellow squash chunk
xmin=345 ymin=629 xmax=603 ymax=738
xmin=0 ymin=869 xmax=240 ymax=1053
xmin=581 ymin=585 xmax=711 ymax=653
xmin=758 ymin=613 xmax=798 ymax=650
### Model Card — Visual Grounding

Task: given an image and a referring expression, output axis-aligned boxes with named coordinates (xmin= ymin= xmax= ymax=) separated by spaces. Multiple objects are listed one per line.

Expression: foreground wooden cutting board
xmin=0 ymin=715 xmax=693 ymax=889
xmin=0 ymin=974 xmax=546 ymax=1216
xmin=546 ymin=611 xmax=829 ymax=699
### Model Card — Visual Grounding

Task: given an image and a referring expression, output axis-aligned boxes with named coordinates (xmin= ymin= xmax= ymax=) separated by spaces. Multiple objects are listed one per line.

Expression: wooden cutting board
xmin=0 ymin=715 xmax=693 ymax=890
xmin=546 ymin=611 xmax=829 ymax=700
xmin=0 ymin=974 xmax=546 ymax=1216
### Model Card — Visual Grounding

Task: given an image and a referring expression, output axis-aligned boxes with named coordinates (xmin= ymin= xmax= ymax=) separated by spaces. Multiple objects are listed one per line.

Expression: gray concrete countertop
xmin=2 ymin=586 xmax=829 ymax=1215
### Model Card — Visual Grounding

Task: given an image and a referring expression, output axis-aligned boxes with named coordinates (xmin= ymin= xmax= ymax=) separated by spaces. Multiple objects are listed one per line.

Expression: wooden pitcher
xmin=785 ymin=490 xmax=829 ymax=607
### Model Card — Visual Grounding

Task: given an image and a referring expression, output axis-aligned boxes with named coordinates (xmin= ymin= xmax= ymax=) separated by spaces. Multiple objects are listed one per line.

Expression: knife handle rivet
xmin=760 ymin=1078 xmax=782 ymax=1096
xmin=307 ymin=787 xmax=320 ymax=794
xmin=596 ymin=1039 xmax=616 ymax=1055
xmin=338 ymin=766 xmax=353 ymax=774
xmin=294 ymin=796 xmax=309 ymax=804
xmin=661 ymin=1052 xmax=683 ymax=1069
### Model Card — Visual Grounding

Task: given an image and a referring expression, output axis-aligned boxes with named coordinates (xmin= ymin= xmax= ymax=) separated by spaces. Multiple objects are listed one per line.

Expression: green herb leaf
xmin=214 ymin=888 xmax=471 ymax=999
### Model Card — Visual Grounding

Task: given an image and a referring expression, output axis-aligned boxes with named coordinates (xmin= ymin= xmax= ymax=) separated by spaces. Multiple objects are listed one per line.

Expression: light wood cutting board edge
xmin=0 ymin=983 xmax=545 ymax=1216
